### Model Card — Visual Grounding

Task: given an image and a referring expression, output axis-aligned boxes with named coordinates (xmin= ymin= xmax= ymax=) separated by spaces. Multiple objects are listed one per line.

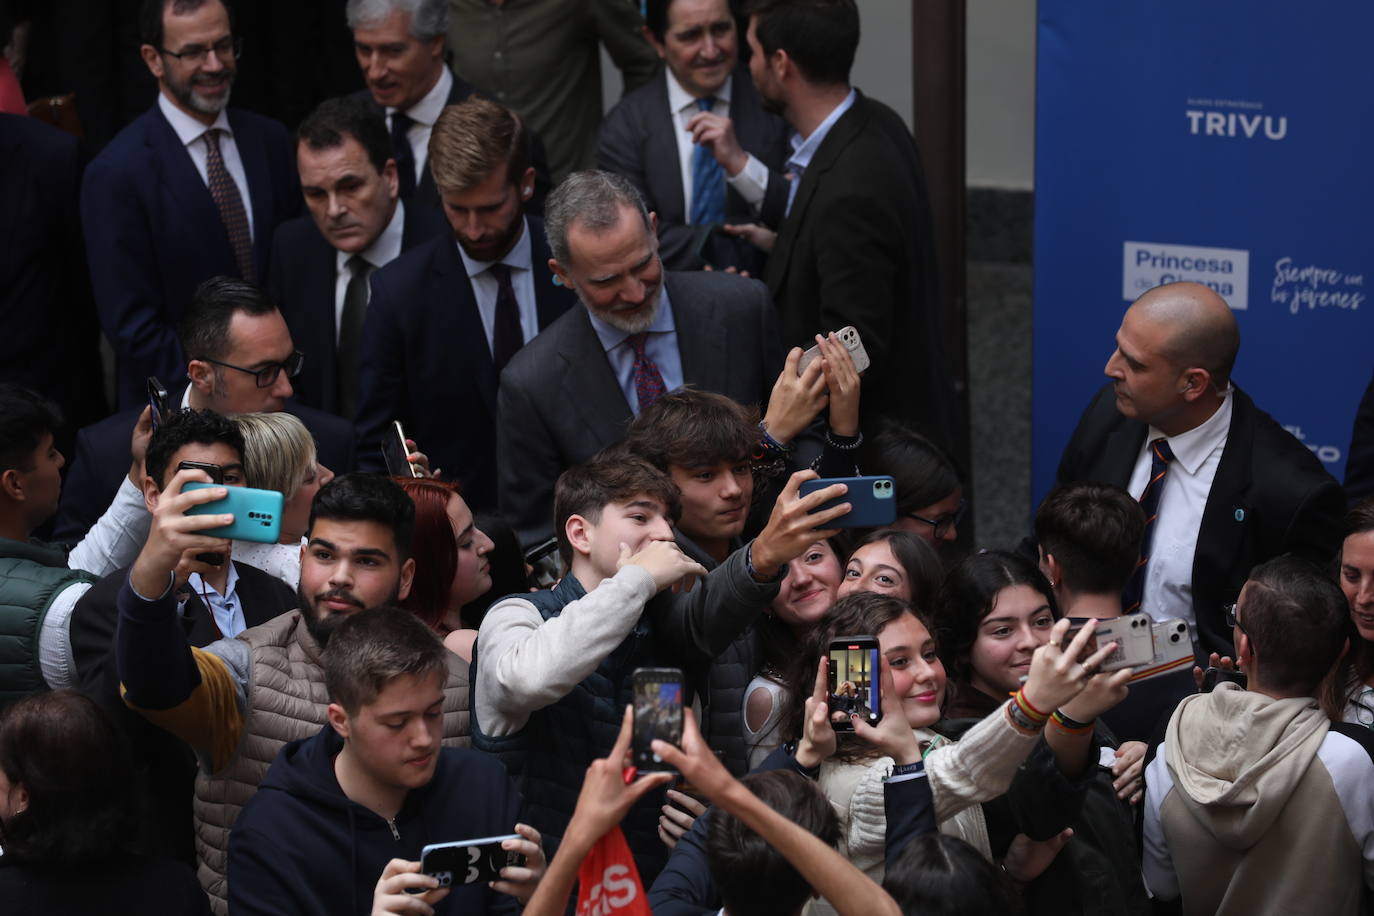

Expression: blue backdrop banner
xmin=1032 ymin=2 xmax=1374 ymax=509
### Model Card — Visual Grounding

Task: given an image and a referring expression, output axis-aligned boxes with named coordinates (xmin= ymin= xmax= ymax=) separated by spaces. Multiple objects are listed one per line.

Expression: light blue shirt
xmin=184 ymin=561 xmax=245 ymax=638
xmin=785 ymin=88 xmax=858 ymax=217
xmin=586 ymin=285 xmax=684 ymax=415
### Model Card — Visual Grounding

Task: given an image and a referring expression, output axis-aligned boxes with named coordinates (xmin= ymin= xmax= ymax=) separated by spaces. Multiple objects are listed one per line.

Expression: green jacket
xmin=0 ymin=537 xmax=97 ymax=707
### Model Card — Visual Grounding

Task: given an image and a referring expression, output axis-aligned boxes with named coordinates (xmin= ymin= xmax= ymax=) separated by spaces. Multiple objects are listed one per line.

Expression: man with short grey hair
xmin=497 ymin=169 xmax=783 ymax=547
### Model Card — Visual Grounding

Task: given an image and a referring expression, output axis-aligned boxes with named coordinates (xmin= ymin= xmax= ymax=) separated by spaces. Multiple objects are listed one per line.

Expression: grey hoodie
xmin=1142 ymin=682 xmax=1374 ymax=915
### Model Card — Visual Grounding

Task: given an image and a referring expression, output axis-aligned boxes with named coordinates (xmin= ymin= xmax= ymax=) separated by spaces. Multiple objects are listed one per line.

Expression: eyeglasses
xmin=159 ymin=35 xmax=243 ymax=65
xmin=1223 ymin=602 xmax=1246 ymax=634
xmin=200 ymin=350 xmax=304 ymax=388
xmin=905 ymin=499 xmax=966 ymax=540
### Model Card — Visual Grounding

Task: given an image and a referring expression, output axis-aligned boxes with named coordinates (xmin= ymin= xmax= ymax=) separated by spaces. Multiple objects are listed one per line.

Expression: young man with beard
xmin=355 ymin=98 xmax=575 ymax=507
xmin=230 ymin=608 xmax=542 ymax=915
xmin=497 ymin=170 xmax=783 ymax=548
xmin=82 ymin=0 xmax=299 ymax=407
xmin=115 ymin=473 xmax=472 ymax=914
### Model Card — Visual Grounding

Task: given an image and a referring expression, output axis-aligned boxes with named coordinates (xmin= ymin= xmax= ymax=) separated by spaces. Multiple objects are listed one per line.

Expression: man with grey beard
xmin=81 ymin=0 xmax=299 ymax=408
xmin=497 ymin=170 xmax=783 ymax=547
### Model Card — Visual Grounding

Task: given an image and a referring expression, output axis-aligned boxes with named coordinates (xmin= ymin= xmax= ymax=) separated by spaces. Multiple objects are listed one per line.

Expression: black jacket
xmin=228 ymin=724 xmax=524 ymax=916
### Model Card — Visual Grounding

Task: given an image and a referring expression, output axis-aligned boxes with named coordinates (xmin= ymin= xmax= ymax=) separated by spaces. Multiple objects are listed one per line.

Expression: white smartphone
xmin=797 ymin=325 xmax=871 ymax=375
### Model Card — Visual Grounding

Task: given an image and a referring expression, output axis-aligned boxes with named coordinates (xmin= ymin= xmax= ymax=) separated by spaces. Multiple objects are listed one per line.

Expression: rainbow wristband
xmin=1012 ymin=688 xmax=1050 ymax=723
xmin=1049 ymin=710 xmax=1094 ymax=736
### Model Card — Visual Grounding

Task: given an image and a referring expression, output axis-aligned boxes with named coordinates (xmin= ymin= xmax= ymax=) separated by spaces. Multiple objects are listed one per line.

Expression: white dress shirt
xmin=388 ymin=66 xmax=453 ymax=189
xmin=1126 ymin=392 xmax=1234 ymax=637
xmin=333 ymin=200 xmax=406 ymax=343
xmin=158 ymin=92 xmax=255 ymax=240
xmin=784 ymin=88 xmax=857 ymax=217
xmin=457 ymin=217 xmax=538 ymax=355
xmin=663 ymin=70 xmax=769 ymax=217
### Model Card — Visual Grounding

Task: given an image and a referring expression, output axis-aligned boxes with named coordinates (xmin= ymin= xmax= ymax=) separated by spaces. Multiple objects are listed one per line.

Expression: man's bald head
xmin=1131 ymin=282 xmax=1240 ymax=389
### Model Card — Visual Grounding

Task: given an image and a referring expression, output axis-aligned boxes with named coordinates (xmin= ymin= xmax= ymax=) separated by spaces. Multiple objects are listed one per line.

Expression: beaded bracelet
xmin=824 ymin=429 xmax=864 ymax=451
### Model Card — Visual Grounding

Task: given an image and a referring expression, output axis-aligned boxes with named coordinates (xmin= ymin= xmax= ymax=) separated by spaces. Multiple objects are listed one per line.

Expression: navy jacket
xmin=81 ymin=104 xmax=299 ymax=408
xmin=355 ymin=216 xmax=575 ymax=508
xmin=228 ymin=724 xmax=523 ymax=916
xmin=53 ymin=387 xmax=356 ymax=545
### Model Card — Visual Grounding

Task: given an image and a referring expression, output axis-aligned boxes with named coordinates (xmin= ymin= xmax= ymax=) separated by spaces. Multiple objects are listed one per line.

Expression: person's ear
xmin=382 ymin=158 xmax=399 ymax=200
xmin=771 ymin=47 xmax=791 ymax=82
xmin=642 ymin=25 xmax=666 ymax=59
xmin=0 ymin=468 xmax=23 ymax=503
xmin=142 ymin=475 xmax=162 ymax=513
xmin=397 ymin=556 xmax=416 ymax=601
xmin=187 ymin=359 xmax=215 ymax=397
xmin=327 ymin=702 xmax=351 ymax=739
xmin=1179 ymin=367 xmax=1212 ymax=401
xmin=1040 ymin=551 xmax=1062 ymax=590
xmin=566 ymin=514 xmax=594 ymax=557
xmin=519 ymin=166 xmax=535 ymax=201
xmin=1236 ymin=631 xmax=1254 ymax=671
xmin=140 ymin=44 xmax=165 ymax=80
xmin=549 ymin=258 xmax=573 ymax=291
xmin=649 ymin=210 xmax=659 ymax=235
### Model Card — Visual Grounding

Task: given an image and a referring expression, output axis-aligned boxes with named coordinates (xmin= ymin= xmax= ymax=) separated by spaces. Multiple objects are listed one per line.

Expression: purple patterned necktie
xmin=629 ymin=332 xmax=666 ymax=412
xmin=203 ymin=128 xmax=254 ymax=282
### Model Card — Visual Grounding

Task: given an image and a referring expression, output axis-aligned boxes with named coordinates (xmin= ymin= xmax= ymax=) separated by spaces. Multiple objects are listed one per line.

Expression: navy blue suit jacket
xmin=354 ymin=216 xmax=576 ymax=509
xmin=266 ymin=202 xmax=447 ymax=416
xmin=81 ymin=104 xmax=299 ymax=408
xmin=53 ymin=388 xmax=356 ymax=544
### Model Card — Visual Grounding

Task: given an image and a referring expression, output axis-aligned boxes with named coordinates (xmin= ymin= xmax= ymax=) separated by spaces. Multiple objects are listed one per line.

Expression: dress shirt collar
xmin=665 ymin=68 xmax=732 ymax=115
xmin=187 ymin=557 xmax=240 ymax=605
xmin=1146 ymin=390 xmax=1234 ymax=476
xmin=158 ymin=92 xmax=232 ymax=147
xmin=587 ymin=284 xmax=677 ymax=353
xmin=395 ymin=65 xmax=452 ymax=126
xmin=336 ymin=199 xmax=407 ymax=275
xmin=787 ymin=87 xmax=857 ymax=172
xmin=456 ymin=216 xmax=532 ymax=279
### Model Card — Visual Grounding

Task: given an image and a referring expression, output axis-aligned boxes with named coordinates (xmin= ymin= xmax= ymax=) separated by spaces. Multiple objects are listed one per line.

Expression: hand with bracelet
xmin=1015 ymin=618 xmax=1120 ymax=724
xmin=762 ymin=347 xmax=829 ymax=447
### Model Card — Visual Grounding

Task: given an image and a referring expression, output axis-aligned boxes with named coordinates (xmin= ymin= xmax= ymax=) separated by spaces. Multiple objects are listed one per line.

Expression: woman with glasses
xmin=868 ymin=420 xmax=966 ymax=549
xmin=1322 ymin=497 xmax=1374 ymax=726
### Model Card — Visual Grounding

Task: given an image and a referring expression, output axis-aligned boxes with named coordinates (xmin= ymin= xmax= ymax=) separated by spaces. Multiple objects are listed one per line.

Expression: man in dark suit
xmin=71 ymin=410 xmax=296 ymax=866
xmin=267 ymin=96 xmax=445 ymax=418
xmin=346 ymin=0 xmax=551 ymax=214
xmin=1052 ymin=281 xmax=1344 ymax=659
xmin=498 ymin=170 xmax=783 ymax=547
xmin=55 ymin=277 xmax=356 ymax=544
xmin=356 ymin=99 xmax=576 ymax=508
xmin=0 ymin=113 xmax=105 ymax=438
xmin=743 ymin=0 xmax=954 ymax=449
xmin=82 ymin=0 xmax=298 ymax=408
xmin=598 ymin=0 xmax=789 ymax=272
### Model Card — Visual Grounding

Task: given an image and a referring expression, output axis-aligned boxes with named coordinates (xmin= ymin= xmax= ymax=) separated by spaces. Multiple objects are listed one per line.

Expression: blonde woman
xmin=231 ymin=413 xmax=333 ymax=588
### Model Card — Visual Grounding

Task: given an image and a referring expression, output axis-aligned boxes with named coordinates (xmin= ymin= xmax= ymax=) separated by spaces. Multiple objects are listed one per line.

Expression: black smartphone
xmin=409 ymin=835 xmax=525 ymax=893
xmin=147 ymin=377 xmax=169 ymax=431
xmin=632 ymin=667 xmax=684 ymax=770
xmin=380 ymin=420 xmax=420 ymax=478
xmin=827 ymin=635 xmax=881 ymax=731
xmin=523 ymin=537 xmax=560 ymax=589
xmin=1201 ymin=666 xmax=1247 ymax=692
xmin=798 ymin=476 xmax=897 ymax=528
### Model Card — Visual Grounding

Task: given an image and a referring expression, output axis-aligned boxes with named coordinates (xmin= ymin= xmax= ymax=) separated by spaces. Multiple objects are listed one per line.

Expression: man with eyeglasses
xmin=1142 ymin=555 xmax=1374 ymax=915
xmin=81 ymin=0 xmax=300 ymax=409
xmin=54 ymin=277 xmax=356 ymax=545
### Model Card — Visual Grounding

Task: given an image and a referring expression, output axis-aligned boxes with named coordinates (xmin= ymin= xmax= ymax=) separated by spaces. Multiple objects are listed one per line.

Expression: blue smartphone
xmin=798 ymin=475 xmax=896 ymax=528
xmin=183 ymin=482 xmax=284 ymax=544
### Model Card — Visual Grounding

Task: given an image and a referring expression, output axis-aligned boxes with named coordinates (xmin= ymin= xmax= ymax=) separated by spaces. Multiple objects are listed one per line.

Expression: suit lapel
xmin=650 ymin=76 xmax=688 ymax=219
xmin=435 ymin=239 xmax=499 ymax=414
xmin=667 ymin=274 xmax=719 ymax=386
xmin=765 ymin=93 xmax=868 ymax=293
xmin=304 ymin=223 xmax=340 ymax=397
xmin=148 ymin=107 xmax=227 ymax=252
xmin=1193 ymin=391 xmax=1254 ymax=614
xmin=558 ymin=309 xmax=634 ymax=443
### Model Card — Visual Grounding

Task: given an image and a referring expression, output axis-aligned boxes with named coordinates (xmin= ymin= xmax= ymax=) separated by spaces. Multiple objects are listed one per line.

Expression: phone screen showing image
xmin=828 ymin=638 xmax=881 ymax=731
xmin=632 ymin=671 xmax=683 ymax=769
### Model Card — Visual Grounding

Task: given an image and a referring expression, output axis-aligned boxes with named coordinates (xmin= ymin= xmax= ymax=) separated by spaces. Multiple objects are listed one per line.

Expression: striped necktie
xmin=1122 ymin=437 xmax=1176 ymax=613
xmin=689 ymin=97 xmax=726 ymax=226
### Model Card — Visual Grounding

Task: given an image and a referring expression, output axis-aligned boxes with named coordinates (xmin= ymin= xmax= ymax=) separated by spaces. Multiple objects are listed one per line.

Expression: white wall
xmin=966 ymin=0 xmax=1036 ymax=190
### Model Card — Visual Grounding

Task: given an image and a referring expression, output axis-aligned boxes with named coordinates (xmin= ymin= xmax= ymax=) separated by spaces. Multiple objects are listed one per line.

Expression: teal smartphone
xmin=183 ymin=482 xmax=284 ymax=544
xmin=799 ymin=475 xmax=897 ymax=528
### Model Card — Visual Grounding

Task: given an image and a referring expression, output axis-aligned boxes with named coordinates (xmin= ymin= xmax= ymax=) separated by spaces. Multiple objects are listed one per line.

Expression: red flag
xmin=575 ymin=826 xmax=652 ymax=916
